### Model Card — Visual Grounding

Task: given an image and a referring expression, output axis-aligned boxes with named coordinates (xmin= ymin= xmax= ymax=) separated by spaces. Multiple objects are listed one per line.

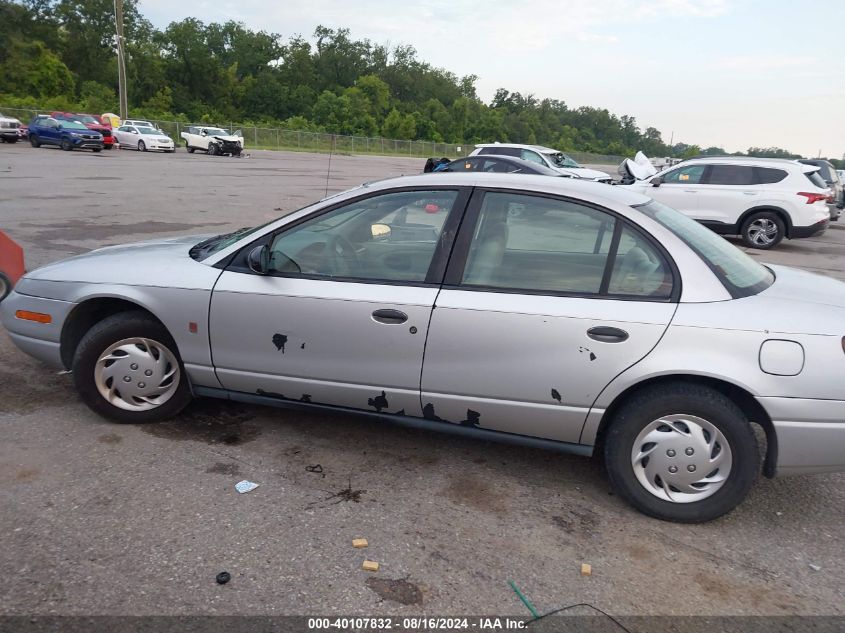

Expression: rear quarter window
xmin=754 ymin=167 xmax=787 ymax=184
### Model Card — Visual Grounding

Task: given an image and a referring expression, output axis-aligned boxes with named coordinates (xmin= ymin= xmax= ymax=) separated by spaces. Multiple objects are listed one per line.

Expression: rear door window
xmin=706 ymin=165 xmax=755 ymax=186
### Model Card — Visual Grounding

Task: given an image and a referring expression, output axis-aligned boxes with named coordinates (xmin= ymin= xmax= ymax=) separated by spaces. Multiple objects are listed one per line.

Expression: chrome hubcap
xmin=747 ymin=218 xmax=778 ymax=246
xmin=94 ymin=337 xmax=180 ymax=411
xmin=631 ymin=414 xmax=732 ymax=503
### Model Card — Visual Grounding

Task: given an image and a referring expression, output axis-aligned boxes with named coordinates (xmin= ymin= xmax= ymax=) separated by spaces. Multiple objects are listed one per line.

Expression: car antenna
xmin=324 ymin=133 xmax=335 ymax=198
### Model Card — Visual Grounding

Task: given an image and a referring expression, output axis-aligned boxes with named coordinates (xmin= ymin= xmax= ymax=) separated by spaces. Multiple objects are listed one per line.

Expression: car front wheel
xmin=740 ymin=211 xmax=785 ymax=249
xmin=29 ymin=135 xmax=40 ymax=148
xmin=138 ymin=140 xmax=146 ymax=152
xmin=604 ymin=382 xmax=759 ymax=523
xmin=0 ymin=273 xmax=10 ymax=301
xmin=72 ymin=311 xmax=192 ymax=423
xmin=61 ymin=138 xmax=73 ymax=151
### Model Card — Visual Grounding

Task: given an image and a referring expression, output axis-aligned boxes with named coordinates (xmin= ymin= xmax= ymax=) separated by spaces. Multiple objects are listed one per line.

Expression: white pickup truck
xmin=0 ymin=112 xmax=23 ymax=143
xmin=180 ymin=125 xmax=244 ymax=156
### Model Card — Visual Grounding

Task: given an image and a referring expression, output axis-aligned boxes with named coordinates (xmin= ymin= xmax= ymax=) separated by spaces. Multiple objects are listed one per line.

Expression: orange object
xmin=15 ymin=311 xmax=51 ymax=324
xmin=0 ymin=230 xmax=25 ymax=290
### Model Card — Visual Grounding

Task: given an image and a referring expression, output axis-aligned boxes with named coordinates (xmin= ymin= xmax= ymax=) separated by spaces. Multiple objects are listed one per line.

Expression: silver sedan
xmin=3 ymin=173 xmax=845 ymax=522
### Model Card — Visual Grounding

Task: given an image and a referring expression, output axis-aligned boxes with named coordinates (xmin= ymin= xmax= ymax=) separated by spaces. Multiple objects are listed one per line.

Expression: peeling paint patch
xmin=551 ymin=388 xmax=562 ymax=403
xmin=422 ymin=403 xmax=444 ymax=422
xmin=579 ymin=346 xmax=597 ymax=361
xmin=300 ymin=394 xmax=312 ymax=403
xmin=368 ymin=390 xmax=389 ymax=412
xmin=460 ymin=409 xmax=481 ymax=427
xmin=272 ymin=333 xmax=288 ymax=353
xmin=257 ymin=388 xmax=287 ymax=400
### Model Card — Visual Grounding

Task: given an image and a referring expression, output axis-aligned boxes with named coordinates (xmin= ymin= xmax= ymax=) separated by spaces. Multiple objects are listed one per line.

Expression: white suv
xmin=622 ymin=157 xmax=831 ymax=249
xmin=470 ymin=143 xmax=613 ymax=183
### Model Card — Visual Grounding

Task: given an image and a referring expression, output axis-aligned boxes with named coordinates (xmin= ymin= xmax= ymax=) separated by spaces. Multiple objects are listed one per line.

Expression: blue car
xmin=28 ymin=116 xmax=103 ymax=152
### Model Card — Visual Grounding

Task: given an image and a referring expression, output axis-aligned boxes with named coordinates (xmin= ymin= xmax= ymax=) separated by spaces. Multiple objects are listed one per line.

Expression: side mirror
xmin=371 ymin=223 xmax=392 ymax=241
xmin=247 ymin=245 xmax=270 ymax=274
xmin=57 ymin=124 xmax=64 ymax=130
xmin=651 ymin=176 xmax=663 ymax=187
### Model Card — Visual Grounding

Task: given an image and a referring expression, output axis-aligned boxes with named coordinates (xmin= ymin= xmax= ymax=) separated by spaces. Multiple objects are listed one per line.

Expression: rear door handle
xmin=743 ymin=191 xmax=758 ymax=195
xmin=683 ymin=190 xmax=698 ymax=193
xmin=372 ymin=309 xmax=408 ymax=324
xmin=587 ymin=326 xmax=629 ymax=342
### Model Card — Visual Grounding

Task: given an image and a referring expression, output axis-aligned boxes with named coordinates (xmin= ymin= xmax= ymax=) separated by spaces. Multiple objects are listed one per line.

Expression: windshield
xmin=204 ymin=128 xmax=228 ymax=136
xmin=63 ymin=121 xmax=89 ymax=130
xmin=75 ymin=115 xmax=98 ymax=124
xmin=190 ymin=226 xmax=269 ymax=261
xmin=548 ymin=152 xmax=581 ymax=168
xmin=137 ymin=126 xmax=159 ymax=135
xmin=636 ymin=200 xmax=774 ymax=298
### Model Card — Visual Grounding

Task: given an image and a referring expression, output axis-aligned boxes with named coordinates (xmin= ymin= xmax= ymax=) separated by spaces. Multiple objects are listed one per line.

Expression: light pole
xmin=114 ymin=0 xmax=128 ymax=119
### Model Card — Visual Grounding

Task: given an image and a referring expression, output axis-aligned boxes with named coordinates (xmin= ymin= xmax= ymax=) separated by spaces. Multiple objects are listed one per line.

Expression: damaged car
xmin=181 ymin=126 xmax=244 ymax=156
xmin=5 ymin=174 xmax=845 ymax=523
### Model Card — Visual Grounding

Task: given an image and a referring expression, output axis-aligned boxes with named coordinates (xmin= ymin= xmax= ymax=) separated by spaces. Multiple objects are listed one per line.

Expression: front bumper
xmin=758 ymin=396 xmax=845 ymax=475
xmin=0 ymin=289 xmax=75 ymax=369
xmin=791 ymin=217 xmax=829 ymax=239
xmin=70 ymin=137 xmax=104 ymax=150
xmin=1 ymin=130 xmax=19 ymax=141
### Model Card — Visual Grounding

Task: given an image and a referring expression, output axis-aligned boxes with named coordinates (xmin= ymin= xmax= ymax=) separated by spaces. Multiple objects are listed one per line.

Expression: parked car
xmin=4 ymin=173 xmax=845 ymax=523
xmin=122 ymin=119 xmax=154 ymax=128
xmin=471 ymin=143 xmax=613 ymax=182
xmin=180 ymin=126 xmax=243 ymax=156
xmin=115 ymin=124 xmax=175 ymax=152
xmin=28 ymin=116 xmax=103 ymax=152
xmin=0 ymin=230 xmax=25 ymax=302
xmin=620 ymin=156 xmax=830 ymax=249
xmin=51 ymin=112 xmax=114 ymax=149
xmin=0 ymin=112 xmax=23 ymax=143
xmin=426 ymin=155 xmax=570 ymax=176
xmin=17 ymin=125 xmax=28 ymax=140
xmin=798 ymin=159 xmax=844 ymax=219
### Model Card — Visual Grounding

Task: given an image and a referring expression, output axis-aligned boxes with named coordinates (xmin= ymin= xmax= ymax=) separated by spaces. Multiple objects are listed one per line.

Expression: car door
xmin=695 ymin=164 xmax=758 ymax=225
xmin=115 ymin=125 xmax=130 ymax=147
xmin=39 ymin=119 xmax=60 ymax=145
xmin=648 ymin=164 xmax=708 ymax=219
xmin=420 ymin=190 xmax=677 ymax=444
xmin=208 ymin=187 xmax=470 ymax=416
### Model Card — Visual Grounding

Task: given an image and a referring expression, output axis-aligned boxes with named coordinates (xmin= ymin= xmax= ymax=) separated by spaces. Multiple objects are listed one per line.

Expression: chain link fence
xmin=0 ymin=105 xmax=625 ymax=165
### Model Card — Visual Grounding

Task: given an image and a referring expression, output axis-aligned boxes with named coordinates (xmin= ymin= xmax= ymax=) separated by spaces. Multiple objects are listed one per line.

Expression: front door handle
xmin=587 ymin=326 xmax=629 ymax=343
xmin=372 ymin=309 xmax=408 ymax=324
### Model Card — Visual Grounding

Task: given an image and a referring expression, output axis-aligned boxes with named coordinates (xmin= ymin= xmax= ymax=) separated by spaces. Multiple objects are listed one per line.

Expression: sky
xmin=138 ymin=0 xmax=845 ymax=158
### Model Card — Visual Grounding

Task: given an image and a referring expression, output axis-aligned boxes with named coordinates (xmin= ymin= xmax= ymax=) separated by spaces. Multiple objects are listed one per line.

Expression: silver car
xmin=3 ymin=173 xmax=845 ymax=522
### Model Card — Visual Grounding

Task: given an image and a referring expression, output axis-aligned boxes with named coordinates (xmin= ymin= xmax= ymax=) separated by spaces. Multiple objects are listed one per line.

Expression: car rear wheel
xmin=0 ymin=273 xmax=10 ymax=302
xmin=604 ymin=382 xmax=759 ymax=523
xmin=740 ymin=211 xmax=784 ymax=249
xmin=138 ymin=140 xmax=146 ymax=152
xmin=72 ymin=311 xmax=192 ymax=423
xmin=29 ymin=135 xmax=40 ymax=148
xmin=61 ymin=138 xmax=73 ymax=151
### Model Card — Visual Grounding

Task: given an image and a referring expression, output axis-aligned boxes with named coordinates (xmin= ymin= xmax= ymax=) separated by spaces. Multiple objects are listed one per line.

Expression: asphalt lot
xmin=0 ymin=143 xmax=843 ymax=619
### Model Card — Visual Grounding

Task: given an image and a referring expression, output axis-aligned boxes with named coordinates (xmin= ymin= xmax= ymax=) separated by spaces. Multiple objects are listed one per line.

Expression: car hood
xmin=0 ymin=116 xmax=21 ymax=125
xmin=213 ymin=135 xmax=243 ymax=143
xmin=555 ymin=166 xmax=612 ymax=180
xmin=22 ymin=235 xmax=212 ymax=285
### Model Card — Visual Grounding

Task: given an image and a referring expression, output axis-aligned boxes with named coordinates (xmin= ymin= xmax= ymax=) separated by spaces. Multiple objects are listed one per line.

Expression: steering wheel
xmin=324 ymin=234 xmax=359 ymax=276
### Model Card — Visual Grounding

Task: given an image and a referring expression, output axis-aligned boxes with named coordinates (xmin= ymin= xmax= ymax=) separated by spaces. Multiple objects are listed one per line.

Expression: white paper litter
xmin=235 ymin=480 xmax=259 ymax=494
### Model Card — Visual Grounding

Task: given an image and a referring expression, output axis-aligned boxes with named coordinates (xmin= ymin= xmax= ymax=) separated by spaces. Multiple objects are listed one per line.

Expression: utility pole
xmin=114 ymin=0 xmax=128 ymax=120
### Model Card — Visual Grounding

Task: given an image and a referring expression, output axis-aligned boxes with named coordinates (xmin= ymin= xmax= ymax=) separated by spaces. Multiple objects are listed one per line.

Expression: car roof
xmin=474 ymin=143 xmax=563 ymax=154
xmin=683 ymin=156 xmax=802 ymax=166
xmin=381 ymin=172 xmax=649 ymax=205
xmin=452 ymin=154 xmax=561 ymax=174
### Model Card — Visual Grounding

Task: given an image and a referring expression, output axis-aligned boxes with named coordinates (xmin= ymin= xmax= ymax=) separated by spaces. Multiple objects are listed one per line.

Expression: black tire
xmin=185 ymin=141 xmax=194 ymax=153
xmin=30 ymin=135 xmax=40 ymax=148
xmin=104 ymin=143 xmax=113 ymax=150
xmin=61 ymin=138 xmax=73 ymax=151
xmin=0 ymin=272 xmax=10 ymax=302
xmin=207 ymin=143 xmax=218 ymax=156
xmin=72 ymin=311 xmax=192 ymax=423
xmin=92 ymin=147 xmax=102 ymax=153
xmin=604 ymin=382 xmax=759 ymax=523
xmin=138 ymin=140 xmax=146 ymax=152
xmin=740 ymin=211 xmax=785 ymax=249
